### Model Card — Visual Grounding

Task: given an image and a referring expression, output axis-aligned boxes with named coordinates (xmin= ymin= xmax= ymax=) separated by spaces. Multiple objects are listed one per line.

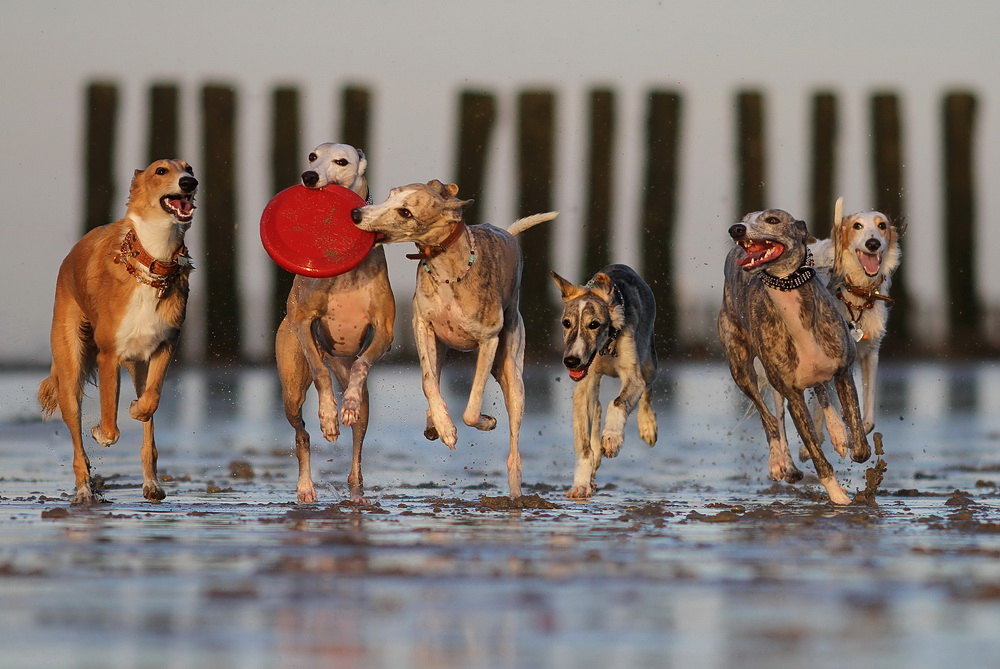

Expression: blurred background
xmin=3 ymin=0 xmax=999 ymax=366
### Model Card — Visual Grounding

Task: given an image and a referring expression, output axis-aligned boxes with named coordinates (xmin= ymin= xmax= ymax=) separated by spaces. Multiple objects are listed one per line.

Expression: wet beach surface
xmin=2 ymin=361 xmax=1000 ymax=668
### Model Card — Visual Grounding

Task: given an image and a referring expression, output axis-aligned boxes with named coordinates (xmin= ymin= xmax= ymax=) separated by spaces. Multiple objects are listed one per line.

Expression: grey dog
xmin=718 ymin=209 xmax=870 ymax=505
xmin=551 ymin=264 xmax=658 ymax=499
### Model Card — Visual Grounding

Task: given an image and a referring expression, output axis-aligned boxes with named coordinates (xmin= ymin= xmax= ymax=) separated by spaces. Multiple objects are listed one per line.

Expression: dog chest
xmin=315 ymin=287 xmax=376 ymax=355
xmin=115 ymin=287 xmax=179 ymax=361
xmin=764 ymin=288 xmax=841 ymax=388
xmin=415 ymin=286 xmax=503 ymax=352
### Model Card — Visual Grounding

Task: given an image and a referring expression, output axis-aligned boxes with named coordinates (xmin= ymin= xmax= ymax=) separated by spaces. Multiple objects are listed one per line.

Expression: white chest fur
xmin=116 ymin=286 xmax=174 ymax=361
xmin=767 ymin=288 xmax=839 ymax=388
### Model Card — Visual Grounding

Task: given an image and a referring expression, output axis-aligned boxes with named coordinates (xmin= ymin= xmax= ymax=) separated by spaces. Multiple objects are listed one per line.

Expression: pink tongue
xmin=858 ymin=251 xmax=881 ymax=276
xmin=569 ymin=368 xmax=586 ymax=381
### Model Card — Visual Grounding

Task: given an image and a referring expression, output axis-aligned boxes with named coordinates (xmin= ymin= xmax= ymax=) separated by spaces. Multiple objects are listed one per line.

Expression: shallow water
xmin=2 ymin=361 xmax=1000 ymax=668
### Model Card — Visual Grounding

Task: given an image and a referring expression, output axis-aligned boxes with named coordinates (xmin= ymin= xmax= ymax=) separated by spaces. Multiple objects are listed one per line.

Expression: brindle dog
xmin=718 ymin=209 xmax=870 ymax=505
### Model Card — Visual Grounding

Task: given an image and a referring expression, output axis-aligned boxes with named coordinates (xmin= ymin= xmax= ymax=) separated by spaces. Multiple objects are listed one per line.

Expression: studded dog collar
xmin=760 ymin=248 xmax=815 ymax=292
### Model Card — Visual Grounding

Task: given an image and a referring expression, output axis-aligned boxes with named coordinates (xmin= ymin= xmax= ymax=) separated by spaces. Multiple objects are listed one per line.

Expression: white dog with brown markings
xmin=38 ymin=159 xmax=197 ymax=504
xmin=351 ymin=180 xmax=556 ymax=498
xmin=275 ymin=143 xmax=395 ymax=504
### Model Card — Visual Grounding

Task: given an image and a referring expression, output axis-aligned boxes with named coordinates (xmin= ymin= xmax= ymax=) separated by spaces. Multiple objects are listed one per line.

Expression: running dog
xmin=551 ymin=264 xmax=658 ymax=499
xmin=812 ymin=197 xmax=902 ymax=435
xmin=275 ymin=142 xmax=395 ymax=504
xmin=718 ymin=209 xmax=870 ymax=505
xmin=351 ymin=180 xmax=557 ymax=498
xmin=38 ymin=159 xmax=197 ymax=504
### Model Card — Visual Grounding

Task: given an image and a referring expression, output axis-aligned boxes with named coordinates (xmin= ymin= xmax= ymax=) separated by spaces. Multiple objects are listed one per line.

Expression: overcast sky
xmin=3 ymin=1 xmax=999 ymax=361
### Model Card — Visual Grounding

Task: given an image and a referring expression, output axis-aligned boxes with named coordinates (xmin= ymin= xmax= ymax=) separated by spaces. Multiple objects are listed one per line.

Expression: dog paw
xmin=639 ymin=420 xmax=658 ymax=447
xmin=340 ymin=404 xmax=360 ymax=427
xmin=798 ymin=445 xmax=812 ymax=462
xmin=464 ymin=413 xmax=497 ymax=431
xmin=318 ymin=407 xmax=340 ymax=442
xmin=297 ymin=484 xmax=317 ymax=504
xmin=142 ymin=481 xmax=166 ymax=502
xmin=90 ymin=425 xmax=119 ymax=446
xmin=822 ymin=479 xmax=852 ymax=506
xmin=129 ymin=399 xmax=153 ymax=422
xmin=72 ymin=488 xmax=95 ymax=505
xmin=566 ymin=485 xmax=593 ymax=500
xmin=863 ymin=419 xmax=875 ymax=435
xmin=768 ymin=457 xmax=802 ymax=484
xmin=850 ymin=441 xmax=872 ymax=463
xmin=601 ymin=432 xmax=624 ymax=458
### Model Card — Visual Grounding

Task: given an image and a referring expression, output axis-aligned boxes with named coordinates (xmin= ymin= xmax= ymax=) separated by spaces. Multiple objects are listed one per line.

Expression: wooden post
xmin=584 ymin=89 xmax=615 ymax=274
xmin=943 ymin=91 xmax=981 ymax=347
xmin=201 ymin=85 xmax=242 ymax=363
xmin=341 ymin=86 xmax=372 ymax=184
xmin=809 ymin=92 xmax=838 ymax=238
xmin=871 ymin=92 xmax=911 ymax=349
xmin=83 ymin=82 xmax=118 ymax=234
xmin=516 ymin=91 xmax=556 ymax=357
xmin=147 ymin=83 xmax=179 ymax=163
xmin=270 ymin=87 xmax=301 ymax=338
xmin=455 ymin=90 xmax=497 ymax=227
xmin=736 ymin=91 xmax=766 ymax=217
xmin=641 ymin=91 xmax=681 ymax=357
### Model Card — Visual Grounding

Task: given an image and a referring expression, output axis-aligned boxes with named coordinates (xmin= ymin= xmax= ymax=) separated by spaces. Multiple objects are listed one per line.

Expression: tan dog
xmin=351 ymin=180 xmax=556 ymax=498
xmin=275 ymin=143 xmax=395 ymax=504
xmin=38 ymin=159 xmax=197 ymax=504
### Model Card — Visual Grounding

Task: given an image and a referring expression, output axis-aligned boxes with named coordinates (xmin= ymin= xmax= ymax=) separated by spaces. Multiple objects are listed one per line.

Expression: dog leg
xmin=567 ymin=374 xmax=601 ymax=499
xmin=784 ymin=391 xmax=851 ymax=505
xmin=463 ymin=336 xmax=499 ymax=431
xmin=637 ymin=386 xmax=657 ymax=446
xmin=492 ymin=324 xmax=526 ymax=498
xmin=341 ymin=315 xmax=393 ymax=426
xmin=125 ymin=358 xmax=167 ymax=501
xmin=767 ymin=384 xmax=799 ymax=479
xmin=814 ymin=383 xmax=848 ymax=458
xmin=601 ymin=363 xmax=645 ymax=458
xmin=332 ymin=358 xmax=370 ymax=504
xmin=90 ymin=350 xmax=121 ymax=447
xmin=834 ymin=370 xmax=871 ymax=463
xmin=415 ymin=318 xmax=457 ymax=448
xmin=859 ymin=349 xmax=879 ymax=434
xmin=292 ymin=319 xmax=339 ymax=442
xmin=276 ymin=318 xmax=317 ymax=503
xmin=48 ymin=336 xmax=95 ymax=503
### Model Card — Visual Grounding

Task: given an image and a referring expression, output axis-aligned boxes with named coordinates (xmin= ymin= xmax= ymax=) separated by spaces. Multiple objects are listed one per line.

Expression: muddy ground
xmin=1 ymin=362 xmax=1000 ymax=668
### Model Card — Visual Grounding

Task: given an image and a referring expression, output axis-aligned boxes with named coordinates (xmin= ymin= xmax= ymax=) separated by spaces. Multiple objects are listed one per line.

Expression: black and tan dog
xmin=551 ymin=264 xmax=658 ymax=499
xmin=38 ymin=160 xmax=197 ymax=504
xmin=718 ymin=209 xmax=870 ymax=505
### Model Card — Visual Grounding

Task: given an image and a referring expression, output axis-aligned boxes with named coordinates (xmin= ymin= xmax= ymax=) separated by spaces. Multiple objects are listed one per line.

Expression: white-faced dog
xmin=275 ymin=143 xmax=395 ymax=504
xmin=551 ymin=264 xmax=658 ymax=499
xmin=352 ymin=179 xmax=557 ymax=498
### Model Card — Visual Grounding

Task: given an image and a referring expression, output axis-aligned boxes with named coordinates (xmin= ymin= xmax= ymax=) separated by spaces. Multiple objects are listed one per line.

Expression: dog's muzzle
xmin=301 ymin=171 xmax=319 ymax=188
xmin=729 ymin=224 xmax=746 ymax=239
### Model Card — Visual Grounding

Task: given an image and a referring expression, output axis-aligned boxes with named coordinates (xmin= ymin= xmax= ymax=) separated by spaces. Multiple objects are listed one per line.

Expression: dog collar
xmin=406 ymin=221 xmax=467 ymax=261
xmin=419 ymin=228 xmax=477 ymax=285
xmin=113 ymin=228 xmax=193 ymax=297
xmin=760 ymin=249 xmax=815 ymax=291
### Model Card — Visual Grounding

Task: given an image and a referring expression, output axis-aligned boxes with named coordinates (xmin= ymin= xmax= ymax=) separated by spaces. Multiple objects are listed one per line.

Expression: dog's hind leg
xmin=784 ymin=390 xmax=850 ymax=505
xmin=331 ymin=358 xmax=370 ymax=504
xmin=415 ymin=319 xmax=458 ymax=449
xmin=813 ymin=383 xmax=848 ymax=458
xmin=276 ymin=318 xmax=318 ymax=503
xmin=637 ymin=387 xmax=657 ymax=446
xmin=567 ymin=374 xmax=602 ymax=499
xmin=463 ymin=335 xmax=499 ymax=432
xmin=492 ymin=324 xmax=526 ymax=498
xmin=90 ymin=350 xmax=121 ymax=447
xmin=834 ymin=369 xmax=871 ymax=463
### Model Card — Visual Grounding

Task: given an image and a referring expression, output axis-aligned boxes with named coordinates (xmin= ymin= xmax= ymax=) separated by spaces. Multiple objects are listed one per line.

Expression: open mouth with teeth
xmin=160 ymin=194 xmax=196 ymax=221
xmin=736 ymin=238 xmax=785 ymax=270
xmin=856 ymin=249 xmax=883 ymax=276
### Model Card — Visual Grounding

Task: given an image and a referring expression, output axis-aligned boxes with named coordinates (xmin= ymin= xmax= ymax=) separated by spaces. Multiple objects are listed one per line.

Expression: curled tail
xmin=38 ymin=374 xmax=59 ymax=420
xmin=507 ymin=211 xmax=558 ymax=236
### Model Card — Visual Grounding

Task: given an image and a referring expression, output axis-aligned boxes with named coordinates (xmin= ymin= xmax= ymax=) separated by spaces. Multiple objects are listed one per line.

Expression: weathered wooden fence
xmin=82 ymin=81 xmax=985 ymax=363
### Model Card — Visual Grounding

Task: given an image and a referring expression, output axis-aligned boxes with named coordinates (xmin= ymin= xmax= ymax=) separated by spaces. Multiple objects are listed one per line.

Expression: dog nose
xmin=350 ymin=207 xmax=363 ymax=224
xmin=728 ymin=224 xmax=746 ymax=239
xmin=179 ymin=176 xmax=198 ymax=193
xmin=865 ymin=238 xmax=882 ymax=252
xmin=300 ymin=171 xmax=319 ymax=188
xmin=563 ymin=356 xmax=580 ymax=369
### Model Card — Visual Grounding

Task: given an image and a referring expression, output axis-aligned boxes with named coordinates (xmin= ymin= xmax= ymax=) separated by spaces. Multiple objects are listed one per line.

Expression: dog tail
xmin=507 ymin=211 xmax=558 ymax=236
xmin=38 ymin=373 xmax=59 ymax=420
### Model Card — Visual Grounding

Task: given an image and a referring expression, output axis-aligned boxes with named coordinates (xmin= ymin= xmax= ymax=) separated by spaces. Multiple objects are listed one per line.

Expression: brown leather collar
xmin=406 ymin=221 xmax=467 ymax=261
xmin=113 ymin=229 xmax=192 ymax=296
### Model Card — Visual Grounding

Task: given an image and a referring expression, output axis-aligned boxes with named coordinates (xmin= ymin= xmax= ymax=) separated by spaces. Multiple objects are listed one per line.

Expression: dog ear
xmin=355 ymin=149 xmax=367 ymax=177
xmin=588 ymin=273 xmax=615 ymax=303
xmin=550 ymin=270 xmax=585 ymax=301
xmin=893 ymin=215 xmax=907 ymax=239
xmin=794 ymin=219 xmax=811 ymax=242
xmin=427 ymin=180 xmax=462 ymax=200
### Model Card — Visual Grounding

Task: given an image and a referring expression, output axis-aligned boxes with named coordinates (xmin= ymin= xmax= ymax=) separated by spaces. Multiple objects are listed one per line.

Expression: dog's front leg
xmin=784 ymin=391 xmax=851 ymax=505
xmin=91 ymin=350 xmax=121 ymax=447
xmin=293 ymin=320 xmax=339 ymax=442
xmin=601 ymin=357 xmax=646 ymax=458
xmin=859 ymin=349 xmax=879 ymax=435
xmin=125 ymin=352 xmax=172 ymax=501
xmin=462 ymin=335 xmax=499 ymax=431
xmin=813 ymin=383 xmax=848 ymax=458
xmin=414 ymin=318 xmax=457 ymax=448
xmin=341 ymin=320 xmax=392 ymax=427
xmin=834 ymin=369 xmax=871 ymax=463
xmin=567 ymin=376 xmax=601 ymax=499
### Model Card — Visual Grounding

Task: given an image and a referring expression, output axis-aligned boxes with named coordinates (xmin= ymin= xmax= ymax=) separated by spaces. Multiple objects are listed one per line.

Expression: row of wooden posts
xmin=83 ymin=82 xmax=983 ymax=362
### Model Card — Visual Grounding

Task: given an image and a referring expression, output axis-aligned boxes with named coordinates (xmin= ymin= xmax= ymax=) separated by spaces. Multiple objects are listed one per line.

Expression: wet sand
xmin=2 ymin=362 xmax=1000 ymax=668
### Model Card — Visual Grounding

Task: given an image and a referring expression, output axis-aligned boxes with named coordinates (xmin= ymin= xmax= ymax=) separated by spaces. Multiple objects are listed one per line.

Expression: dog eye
xmin=334 ymin=158 xmax=349 ymax=166
xmin=308 ymin=153 xmax=317 ymax=162
xmin=878 ymin=222 xmax=887 ymax=230
xmin=155 ymin=167 xmax=168 ymax=175
xmin=765 ymin=215 xmax=780 ymax=224
xmin=562 ymin=319 xmax=571 ymax=329
xmin=588 ymin=321 xmax=600 ymax=330
xmin=853 ymin=222 xmax=863 ymax=230
xmin=398 ymin=208 xmax=413 ymax=219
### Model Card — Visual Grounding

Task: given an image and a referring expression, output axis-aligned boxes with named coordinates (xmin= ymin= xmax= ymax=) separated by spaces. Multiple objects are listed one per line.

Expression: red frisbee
xmin=260 ymin=184 xmax=374 ymax=277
